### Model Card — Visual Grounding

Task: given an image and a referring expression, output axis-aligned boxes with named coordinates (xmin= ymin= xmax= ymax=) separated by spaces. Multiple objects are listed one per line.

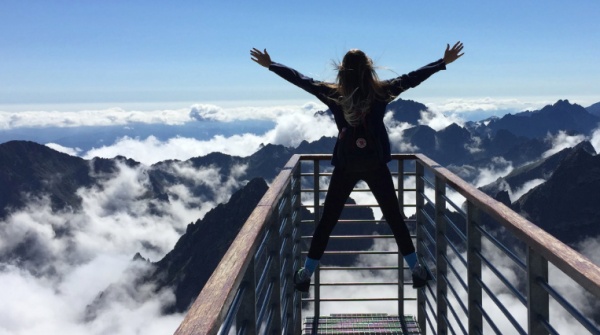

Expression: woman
xmin=250 ymin=42 xmax=464 ymax=292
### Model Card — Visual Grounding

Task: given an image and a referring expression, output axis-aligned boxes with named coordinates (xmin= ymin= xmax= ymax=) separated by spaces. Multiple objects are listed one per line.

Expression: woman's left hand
xmin=251 ymin=48 xmax=272 ymax=68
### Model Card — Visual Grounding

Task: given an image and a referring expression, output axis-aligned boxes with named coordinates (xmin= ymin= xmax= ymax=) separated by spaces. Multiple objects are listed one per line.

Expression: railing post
xmin=435 ymin=176 xmax=448 ymax=335
xmin=267 ymin=215 xmax=282 ymax=334
xmin=279 ymin=178 xmax=295 ymax=335
xmin=527 ymin=247 xmax=549 ymax=335
xmin=397 ymin=158 xmax=405 ymax=317
xmin=236 ymin=259 xmax=257 ymax=335
xmin=312 ymin=159 xmax=321 ymax=322
xmin=292 ymin=165 xmax=303 ymax=335
xmin=466 ymin=201 xmax=483 ymax=335
xmin=415 ymin=161 xmax=426 ymax=333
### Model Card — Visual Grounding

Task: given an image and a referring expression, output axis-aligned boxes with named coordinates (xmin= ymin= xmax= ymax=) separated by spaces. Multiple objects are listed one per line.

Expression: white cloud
xmin=45 ymin=143 xmax=82 ymax=156
xmin=542 ymin=130 xmax=587 ymax=158
xmin=0 ymin=102 xmax=330 ymax=130
xmin=509 ymin=178 xmax=546 ymax=202
xmin=0 ymin=261 xmax=183 ymax=335
xmin=418 ymin=108 xmax=465 ymax=131
xmin=576 ymin=236 xmax=600 ymax=266
xmin=83 ymin=134 xmax=266 ymax=165
xmin=465 ymin=136 xmax=483 ymax=154
xmin=0 ymin=107 xmax=195 ymax=130
xmin=74 ymin=103 xmax=336 ymax=165
xmin=0 ymin=160 xmax=251 ymax=335
xmin=384 ymin=112 xmax=420 ymax=152
xmin=425 ymin=97 xmax=555 ymax=120
xmin=263 ymin=106 xmax=337 ymax=148
xmin=590 ymin=127 xmax=600 ymax=154
xmin=473 ymin=157 xmax=514 ymax=188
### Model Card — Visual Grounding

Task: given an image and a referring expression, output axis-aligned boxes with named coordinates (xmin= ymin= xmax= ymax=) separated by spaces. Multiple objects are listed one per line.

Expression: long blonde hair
xmin=332 ymin=49 xmax=387 ymax=126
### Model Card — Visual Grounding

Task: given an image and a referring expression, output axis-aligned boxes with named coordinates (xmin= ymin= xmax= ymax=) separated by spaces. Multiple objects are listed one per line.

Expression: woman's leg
xmin=307 ymin=167 xmax=358 ymax=260
xmin=364 ymin=165 xmax=416 ymax=256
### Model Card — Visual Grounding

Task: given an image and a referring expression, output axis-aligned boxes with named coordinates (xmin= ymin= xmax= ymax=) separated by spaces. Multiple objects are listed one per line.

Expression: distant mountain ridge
xmin=587 ymin=101 xmax=600 ymax=117
xmin=471 ymin=100 xmax=600 ymax=138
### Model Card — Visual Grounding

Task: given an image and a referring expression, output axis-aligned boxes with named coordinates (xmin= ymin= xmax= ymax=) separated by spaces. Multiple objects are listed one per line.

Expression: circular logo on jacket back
xmin=356 ymin=138 xmax=367 ymax=148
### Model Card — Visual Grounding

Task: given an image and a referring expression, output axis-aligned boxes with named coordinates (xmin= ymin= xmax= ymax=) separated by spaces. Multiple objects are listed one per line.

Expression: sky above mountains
xmin=1 ymin=1 xmax=600 ymax=113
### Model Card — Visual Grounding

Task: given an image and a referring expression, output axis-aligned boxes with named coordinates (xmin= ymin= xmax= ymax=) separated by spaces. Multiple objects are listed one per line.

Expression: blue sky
xmin=1 ymin=1 xmax=599 ymax=111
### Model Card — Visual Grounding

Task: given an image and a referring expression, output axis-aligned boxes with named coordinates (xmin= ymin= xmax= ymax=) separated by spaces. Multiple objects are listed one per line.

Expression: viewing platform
xmin=173 ymin=154 xmax=600 ymax=335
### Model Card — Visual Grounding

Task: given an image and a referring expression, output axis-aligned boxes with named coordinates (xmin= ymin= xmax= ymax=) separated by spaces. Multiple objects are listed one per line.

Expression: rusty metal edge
xmin=413 ymin=153 xmax=600 ymax=298
xmin=173 ymin=155 xmax=299 ymax=335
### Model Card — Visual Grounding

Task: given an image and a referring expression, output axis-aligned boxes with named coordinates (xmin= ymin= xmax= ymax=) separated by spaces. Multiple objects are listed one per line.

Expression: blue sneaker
xmin=294 ymin=267 xmax=311 ymax=292
xmin=412 ymin=263 xmax=432 ymax=288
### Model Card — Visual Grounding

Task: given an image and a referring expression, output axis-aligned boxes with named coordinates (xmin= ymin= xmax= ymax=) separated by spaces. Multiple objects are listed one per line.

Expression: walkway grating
xmin=302 ymin=313 xmax=421 ymax=334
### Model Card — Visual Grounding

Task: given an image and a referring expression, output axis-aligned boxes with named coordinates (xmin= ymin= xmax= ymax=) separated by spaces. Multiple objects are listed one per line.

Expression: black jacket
xmin=269 ymin=58 xmax=446 ymax=166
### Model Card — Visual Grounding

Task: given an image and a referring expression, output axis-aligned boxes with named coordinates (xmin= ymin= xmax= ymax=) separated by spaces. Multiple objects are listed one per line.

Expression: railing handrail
xmin=174 ymin=153 xmax=600 ymax=335
xmin=173 ymin=155 xmax=301 ymax=335
xmin=413 ymin=153 xmax=600 ymax=298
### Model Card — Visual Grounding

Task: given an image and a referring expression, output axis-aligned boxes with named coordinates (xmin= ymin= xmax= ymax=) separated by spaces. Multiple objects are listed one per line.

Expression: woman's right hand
xmin=443 ymin=41 xmax=464 ymax=65
xmin=251 ymin=48 xmax=272 ymax=68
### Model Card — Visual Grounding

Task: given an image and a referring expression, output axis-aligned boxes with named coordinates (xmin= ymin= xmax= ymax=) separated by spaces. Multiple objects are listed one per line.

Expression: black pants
xmin=307 ymin=163 xmax=416 ymax=260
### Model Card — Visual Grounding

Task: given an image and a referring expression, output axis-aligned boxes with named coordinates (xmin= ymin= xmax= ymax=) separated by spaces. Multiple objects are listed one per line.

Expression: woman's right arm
xmin=250 ymin=48 xmax=332 ymax=101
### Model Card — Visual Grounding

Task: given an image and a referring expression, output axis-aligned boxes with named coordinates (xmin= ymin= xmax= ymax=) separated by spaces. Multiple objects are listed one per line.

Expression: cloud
xmin=82 ymin=134 xmax=266 ymax=165
xmin=384 ymin=112 xmax=420 ymax=152
xmin=0 ymin=102 xmax=330 ymax=130
xmin=464 ymin=136 xmax=483 ymax=154
xmin=0 ymin=107 xmax=195 ymax=130
xmin=263 ymin=105 xmax=337 ymax=148
xmin=0 ymin=261 xmax=183 ymax=335
xmin=509 ymin=178 xmax=546 ymax=202
xmin=542 ymin=130 xmax=587 ymax=158
xmin=0 ymin=160 xmax=251 ymax=335
xmin=590 ymin=127 xmax=600 ymax=153
xmin=473 ymin=157 xmax=514 ymax=188
xmin=45 ymin=143 xmax=82 ymax=156
xmin=418 ymin=108 xmax=465 ymax=131
xmin=75 ymin=103 xmax=336 ymax=165
xmin=425 ymin=97 xmax=556 ymax=121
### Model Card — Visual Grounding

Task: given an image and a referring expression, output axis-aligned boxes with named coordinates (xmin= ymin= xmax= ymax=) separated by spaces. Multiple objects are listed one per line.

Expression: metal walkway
xmin=302 ymin=314 xmax=421 ymax=334
xmin=173 ymin=154 xmax=600 ymax=335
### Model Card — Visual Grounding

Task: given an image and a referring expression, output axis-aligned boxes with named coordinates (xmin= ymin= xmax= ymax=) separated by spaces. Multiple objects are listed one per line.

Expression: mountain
xmin=483 ymin=100 xmax=600 ymax=138
xmin=0 ymin=140 xmax=143 ymax=219
xmin=387 ymin=98 xmax=430 ymax=124
xmin=587 ymin=101 xmax=600 ymax=117
xmin=148 ymin=177 xmax=269 ymax=313
xmin=512 ymin=142 xmax=600 ymax=246
xmin=479 ymin=142 xmax=596 ymax=200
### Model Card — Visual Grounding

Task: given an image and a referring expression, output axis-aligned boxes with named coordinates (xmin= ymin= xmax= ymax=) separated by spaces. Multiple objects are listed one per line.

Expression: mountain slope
xmin=485 ymin=100 xmax=600 ymax=138
xmin=587 ymin=101 xmax=600 ymax=117
xmin=479 ymin=141 xmax=597 ymax=201
xmin=512 ymin=143 xmax=600 ymax=245
xmin=149 ymin=177 xmax=269 ymax=313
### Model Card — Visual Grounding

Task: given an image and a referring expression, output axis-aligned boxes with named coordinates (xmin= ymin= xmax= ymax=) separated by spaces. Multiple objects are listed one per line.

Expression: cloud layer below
xmin=2 ymin=100 xmax=600 ymax=334
xmin=0 ymin=160 xmax=252 ymax=335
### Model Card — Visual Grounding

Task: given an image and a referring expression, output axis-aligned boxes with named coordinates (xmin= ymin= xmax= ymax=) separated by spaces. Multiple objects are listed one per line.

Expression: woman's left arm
xmin=386 ymin=41 xmax=464 ymax=100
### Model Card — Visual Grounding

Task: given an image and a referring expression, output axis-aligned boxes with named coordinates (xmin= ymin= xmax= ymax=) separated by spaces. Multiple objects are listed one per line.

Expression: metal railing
xmin=173 ymin=154 xmax=600 ymax=335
